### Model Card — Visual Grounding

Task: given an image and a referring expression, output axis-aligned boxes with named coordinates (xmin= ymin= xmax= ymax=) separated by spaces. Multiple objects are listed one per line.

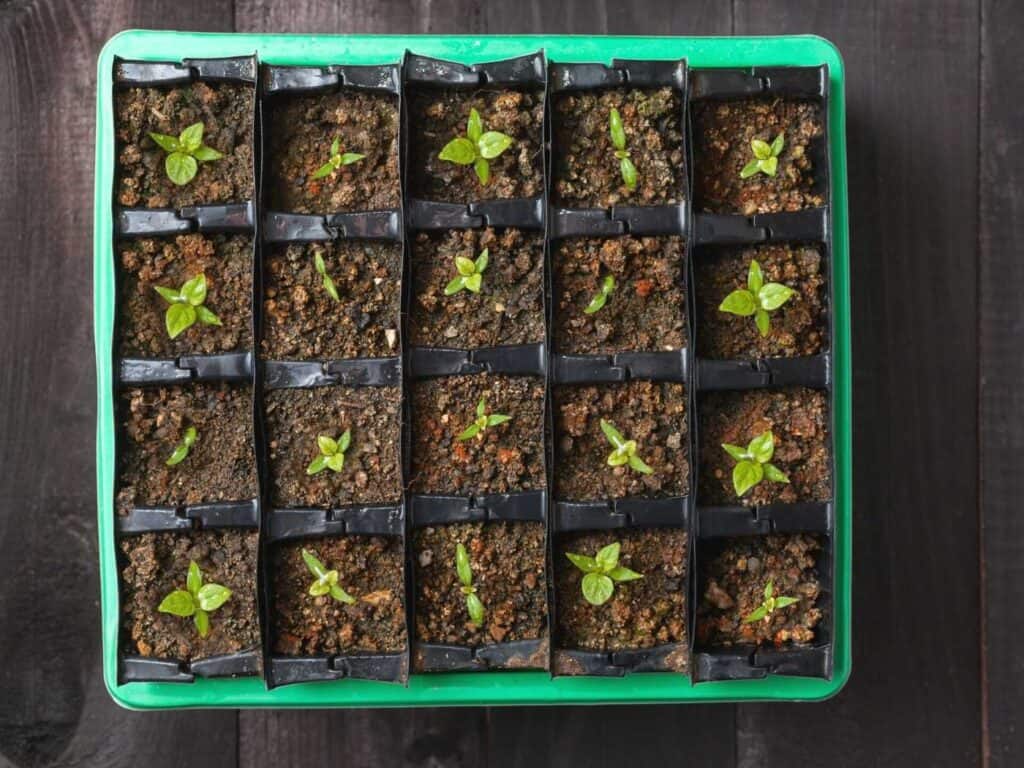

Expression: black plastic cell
xmin=406 ymin=52 xmax=546 ymax=87
xmin=550 ymin=59 xmax=686 ymax=92
xmin=267 ymin=653 xmax=408 ymax=686
xmin=415 ymin=639 xmax=549 ymax=673
xmin=262 ymin=63 xmax=401 ymax=95
xmin=689 ymin=65 xmax=828 ymax=101
xmin=116 ymin=56 xmax=258 ymax=86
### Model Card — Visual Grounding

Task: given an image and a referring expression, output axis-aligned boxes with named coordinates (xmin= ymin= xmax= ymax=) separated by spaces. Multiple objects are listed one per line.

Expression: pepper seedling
xmin=722 ymin=429 xmax=791 ymax=497
xmin=157 ymin=560 xmax=232 ymax=638
xmin=314 ymin=250 xmax=340 ymax=302
xmin=311 ymin=136 xmax=365 ymax=181
xmin=148 ymin=122 xmax=223 ymax=186
xmin=445 ymin=248 xmax=489 ymax=296
xmin=565 ymin=542 xmax=643 ymax=606
xmin=744 ymin=578 xmax=799 ymax=623
xmin=456 ymin=542 xmax=485 ymax=626
xmin=584 ymin=275 xmax=616 ymax=315
xmin=438 ymin=107 xmax=514 ymax=186
xmin=457 ymin=397 xmax=512 ymax=441
xmin=307 ymin=429 xmax=351 ymax=475
xmin=740 ymin=131 xmax=785 ymax=178
xmin=718 ymin=259 xmax=796 ymax=337
xmin=302 ymin=548 xmax=356 ymax=604
xmin=600 ymin=419 xmax=653 ymax=475
xmin=166 ymin=425 xmax=197 ymax=467
xmin=609 ymin=108 xmax=638 ymax=190
xmin=154 ymin=273 xmax=222 ymax=339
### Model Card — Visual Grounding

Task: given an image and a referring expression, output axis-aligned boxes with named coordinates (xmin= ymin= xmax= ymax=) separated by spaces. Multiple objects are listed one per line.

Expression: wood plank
xmin=234 ymin=0 xmax=484 ymax=35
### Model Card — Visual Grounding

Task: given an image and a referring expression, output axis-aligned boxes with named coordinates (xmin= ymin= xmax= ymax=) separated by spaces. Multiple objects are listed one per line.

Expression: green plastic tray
xmin=94 ymin=31 xmax=850 ymax=708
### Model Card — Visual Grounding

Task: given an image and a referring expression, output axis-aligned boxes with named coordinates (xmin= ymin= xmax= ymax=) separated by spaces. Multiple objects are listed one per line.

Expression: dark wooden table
xmin=1 ymin=1 xmax=1019 ymax=766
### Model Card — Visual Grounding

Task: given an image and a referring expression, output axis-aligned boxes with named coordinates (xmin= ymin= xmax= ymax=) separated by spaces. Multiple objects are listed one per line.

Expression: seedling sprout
xmin=744 ymin=579 xmax=799 ymax=623
xmin=740 ymin=132 xmax=785 ymax=178
xmin=565 ymin=542 xmax=643 ymax=606
xmin=609 ymin=108 xmax=637 ymax=190
xmin=600 ymin=419 xmax=653 ymax=475
xmin=456 ymin=542 xmax=485 ymax=626
xmin=307 ymin=429 xmax=351 ymax=475
xmin=722 ymin=429 xmax=791 ymax=497
xmin=445 ymin=248 xmax=489 ymax=296
xmin=302 ymin=548 xmax=356 ymax=604
xmin=718 ymin=259 xmax=796 ymax=337
xmin=149 ymin=122 xmax=223 ymax=186
xmin=154 ymin=273 xmax=222 ymax=339
xmin=438 ymin=108 xmax=514 ymax=186
xmin=457 ymin=397 xmax=512 ymax=441
xmin=157 ymin=560 xmax=232 ymax=638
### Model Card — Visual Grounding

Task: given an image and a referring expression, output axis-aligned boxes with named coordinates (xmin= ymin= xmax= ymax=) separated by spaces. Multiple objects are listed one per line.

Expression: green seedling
xmin=302 ymin=548 xmax=356 ymax=604
xmin=740 ymin=131 xmax=785 ymax=178
xmin=565 ymin=542 xmax=643 ymax=606
xmin=307 ymin=429 xmax=351 ymax=475
xmin=744 ymin=578 xmax=799 ymax=623
xmin=148 ymin=122 xmax=223 ymax=186
xmin=154 ymin=273 xmax=222 ymax=339
xmin=722 ymin=429 xmax=791 ymax=497
xmin=600 ymin=419 xmax=653 ymax=475
xmin=609 ymin=108 xmax=637 ymax=190
xmin=457 ymin=397 xmax=512 ymax=441
xmin=456 ymin=542 xmax=485 ymax=626
xmin=718 ymin=259 xmax=796 ymax=337
xmin=445 ymin=248 xmax=489 ymax=296
xmin=311 ymin=136 xmax=365 ymax=181
xmin=584 ymin=275 xmax=616 ymax=315
xmin=166 ymin=425 xmax=198 ymax=467
xmin=438 ymin=107 xmax=514 ymax=186
xmin=157 ymin=560 xmax=231 ymax=638
xmin=314 ymin=250 xmax=340 ymax=302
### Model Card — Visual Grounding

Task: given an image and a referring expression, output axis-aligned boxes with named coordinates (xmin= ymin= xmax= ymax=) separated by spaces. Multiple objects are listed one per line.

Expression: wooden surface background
xmin=0 ymin=0 xmax=1019 ymax=766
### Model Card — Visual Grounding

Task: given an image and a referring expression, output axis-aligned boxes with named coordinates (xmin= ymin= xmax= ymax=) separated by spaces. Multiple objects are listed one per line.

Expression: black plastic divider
xmin=555 ymin=496 xmax=687 ymax=531
xmin=696 ymin=354 xmax=831 ymax=391
xmin=118 ymin=499 xmax=260 ymax=534
xmin=119 ymin=351 xmax=253 ymax=385
xmin=263 ymin=357 xmax=402 ymax=389
xmin=553 ymin=349 xmax=686 ymax=385
xmin=407 ymin=198 xmax=544 ymax=230
xmin=263 ymin=210 xmax=401 ymax=243
xmin=117 ymin=201 xmax=256 ymax=236
xmin=408 ymin=344 xmax=546 ymax=378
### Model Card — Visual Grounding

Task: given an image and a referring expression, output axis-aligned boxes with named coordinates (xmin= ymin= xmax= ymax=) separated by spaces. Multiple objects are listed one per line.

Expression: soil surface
xmin=697 ymin=533 xmax=823 ymax=647
xmin=411 ymin=228 xmax=545 ymax=348
xmin=117 ymin=383 xmax=257 ymax=514
xmin=264 ymin=385 xmax=402 ymax=507
xmin=413 ymin=522 xmax=548 ymax=650
xmin=693 ymin=97 xmax=825 ymax=215
xmin=699 ymin=388 xmax=831 ymax=506
xmin=554 ymin=236 xmax=686 ymax=354
xmin=554 ymin=87 xmax=684 ymax=208
xmin=267 ymin=90 xmax=400 ymax=213
xmin=410 ymin=374 xmax=545 ymax=495
xmin=697 ymin=243 xmax=827 ymax=359
xmin=118 ymin=234 xmax=252 ymax=358
xmin=272 ymin=535 xmax=406 ymax=655
xmin=261 ymin=240 xmax=402 ymax=360
xmin=120 ymin=530 xmax=259 ymax=661
xmin=116 ymin=82 xmax=254 ymax=208
xmin=555 ymin=382 xmax=689 ymax=501
xmin=409 ymin=88 xmax=545 ymax=203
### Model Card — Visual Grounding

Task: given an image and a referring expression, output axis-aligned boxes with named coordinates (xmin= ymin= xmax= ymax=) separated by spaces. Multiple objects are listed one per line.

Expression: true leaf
xmin=326 ymin=452 xmax=345 ymax=472
xmin=455 ymin=256 xmax=476 ymax=277
xmin=181 ymin=274 xmax=207 ymax=306
xmin=439 ymin=137 xmax=477 ymax=165
xmin=477 ymin=131 xmax=513 ymax=160
xmin=719 ymin=289 xmax=757 ymax=317
xmin=474 ymin=158 xmax=490 ymax=185
xmin=158 ymin=590 xmax=195 ymax=618
xmin=747 ymin=431 xmax=775 ymax=463
xmin=195 ymin=306 xmax=221 ymax=326
xmin=740 ymin=159 xmax=761 ymax=179
xmin=774 ymin=596 xmax=799 ymax=609
xmin=582 ymin=572 xmax=614 ymax=606
xmin=179 ymin=123 xmax=204 ymax=152
xmin=748 ymin=260 xmax=764 ymax=294
xmin=445 ymin=276 xmax=466 ymax=295
xmin=148 ymin=132 xmax=180 ymax=152
xmin=474 ymin=248 xmax=489 ymax=274
xmin=486 ymin=414 xmax=511 ymax=427
xmin=722 ymin=443 xmax=748 ymax=462
xmin=192 ymin=145 xmax=223 ymax=162
xmin=744 ymin=604 xmax=769 ymax=623
xmin=760 ymin=156 xmax=778 ymax=176
xmin=197 ymin=583 xmax=231 ymax=612
xmin=759 ymin=282 xmax=796 ymax=311
xmin=733 ymin=459 xmax=764 ymax=497
xmin=318 ymin=435 xmax=339 ymax=456
xmin=770 ymin=132 xmax=785 ymax=156
xmin=565 ymin=552 xmax=599 ymax=573
xmin=166 ymin=152 xmax=198 ymax=185
xmin=595 ymin=543 xmax=620 ymax=571
xmin=607 ymin=450 xmax=629 ymax=467
xmin=306 ymin=454 xmax=329 ymax=475
xmin=166 ymin=303 xmax=197 ymax=339
xmin=764 ymin=463 xmax=790 ymax=484
xmin=608 ymin=565 xmax=643 ymax=582
xmin=309 ymin=580 xmax=331 ymax=597
xmin=464 ymin=273 xmax=483 ymax=293
xmin=338 ymin=429 xmax=351 ymax=453
xmin=194 ymin=608 xmax=210 ymax=637
xmin=751 ymin=139 xmax=772 ymax=160
xmin=457 ymin=423 xmax=480 ymax=441
xmin=467 ymin=108 xmax=483 ymax=142
xmin=755 ymin=308 xmax=771 ymax=337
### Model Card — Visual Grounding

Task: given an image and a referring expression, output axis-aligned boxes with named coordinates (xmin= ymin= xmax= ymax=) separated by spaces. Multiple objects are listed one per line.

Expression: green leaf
xmin=722 ymin=443 xmax=748 ymax=462
xmin=474 ymin=248 xmax=489 ymax=274
xmin=755 ymin=309 xmax=771 ymax=337
xmin=195 ymin=306 xmax=221 ymax=326
xmin=192 ymin=144 xmax=223 ymax=163
xmin=455 ymin=256 xmax=477 ymax=277
xmin=165 ymin=442 xmax=190 ymax=467
xmin=183 ymin=426 xmax=198 ymax=447
xmin=595 ymin=543 xmax=620 ymax=571
xmin=770 ymin=131 xmax=785 ymax=157
xmin=154 ymin=285 xmax=184 ymax=304
xmin=306 ymin=454 xmax=329 ymax=475
xmin=620 ymin=157 xmax=638 ymax=190
xmin=600 ymin=419 xmax=626 ymax=448
xmin=337 ymin=428 xmax=351 ymax=453
xmin=439 ymin=137 xmax=478 ymax=165
xmin=467 ymin=108 xmax=483 ymax=142
xmin=302 ymin=548 xmax=327 ymax=578
xmin=464 ymin=273 xmax=483 ymax=293
xmin=747 ymin=430 xmax=775 ymax=464
xmin=628 ymin=454 xmax=654 ymax=475
xmin=326 ymin=452 xmax=345 ymax=472
xmin=194 ymin=608 xmax=210 ymax=637
xmin=584 ymin=291 xmax=608 ymax=315
xmin=456 ymin=542 xmax=473 ymax=587
xmin=444 ymin=276 xmax=466 ymax=295
xmin=764 ymin=463 xmax=790 ymax=484
xmin=474 ymin=157 xmax=490 ymax=185
xmin=764 ymin=579 xmax=775 ymax=599
xmin=760 ymin=156 xmax=778 ymax=176
xmin=602 ymin=275 xmax=616 ymax=294
xmin=774 ymin=595 xmax=799 ymax=609
xmin=318 ymin=435 xmax=338 ymax=456
xmin=739 ymin=159 xmax=762 ymax=179
xmin=748 ymin=260 xmax=764 ymax=294
xmin=744 ymin=603 xmax=769 ymax=623
xmin=314 ymin=251 xmax=327 ymax=276
xmin=486 ymin=413 xmax=512 ymax=427
xmin=166 ymin=152 xmax=198 ymax=185
xmin=476 ymin=397 xmax=487 ymax=418
xmin=187 ymin=560 xmax=203 ymax=595
xmin=309 ymin=580 xmax=330 ymax=597
xmin=330 ymin=584 xmax=357 ymax=604
xmin=179 ymin=123 xmax=204 ymax=152
xmin=148 ymin=132 xmax=180 ymax=153
xmin=322 ymin=274 xmax=340 ymax=302
xmin=466 ymin=591 xmax=485 ymax=625
xmin=718 ymin=289 xmax=757 ymax=317
xmin=759 ymin=282 xmax=796 ymax=311
xmin=733 ymin=459 xmax=764 ymax=497
xmin=165 ymin=303 xmax=197 ymax=339
xmin=158 ymin=590 xmax=195 ymax=617
xmin=582 ymin=572 xmax=614 ymax=606
xmin=609 ymin=107 xmax=627 ymax=150
xmin=311 ymin=160 xmax=336 ymax=180
xmin=751 ymin=138 xmax=772 ymax=160
xmin=180 ymin=274 xmax=207 ymax=306
xmin=197 ymin=583 xmax=231 ymax=612
xmin=339 ymin=153 xmax=365 ymax=166
xmin=330 ymin=136 xmax=341 ymax=156
xmin=607 ymin=450 xmax=629 ymax=467
xmin=565 ymin=552 xmax=599 ymax=574
xmin=477 ymin=131 xmax=513 ymax=160
xmin=457 ymin=422 xmax=481 ymax=441
xmin=609 ymin=566 xmax=644 ymax=582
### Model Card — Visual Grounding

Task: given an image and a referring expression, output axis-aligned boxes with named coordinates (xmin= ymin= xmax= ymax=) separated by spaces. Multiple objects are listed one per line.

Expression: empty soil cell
xmin=699 ymin=388 xmax=831 ymax=506
xmin=554 ymin=236 xmax=687 ymax=355
xmin=117 ymin=383 xmax=257 ymax=514
xmin=117 ymin=234 xmax=252 ymax=358
xmin=696 ymin=533 xmax=824 ymax=648
xmin=410 ymin=374 xmax=545 ymax=495
xmin=412 ymin=522 xmax=548 ymax=658
xmin=408 ymin=87 xmax=545 ymax=203
xmin=267 ymin=90 xmax=400 ymax=214
xmin=692 ymin=97 xmax=825 ymax=215
xmin=410 ymin=228 xmax=545 ymax=348
xmin=696 ymin=242 xmax=827 ymax=359
xmin=119 ymin=529 xmax=259 ymax=661
xmin=553 ymin=87 xmax=684 ymax=208
xmin=554 ymin=527 xmax=687 ymax=667
xmin=116 ymin=82 xmax=254 ymax=208
xmin=261 ymin=240 xmax=402 ymax=360
xmin=555 ymin=381 xmax=689 ymax=501
xmin=271 ymin=535 xmax=406 ymax=656
xmin=264 ymin=385 xmax=402 ymax=507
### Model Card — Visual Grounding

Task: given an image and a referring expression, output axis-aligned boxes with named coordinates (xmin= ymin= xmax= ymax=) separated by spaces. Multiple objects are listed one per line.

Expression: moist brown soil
xmin=697 ymin=533 xmax=823 ymax=648
xmin=555 ymin=528 xmax=687 ymax=660
xmin=264 ymin=386 xmax=402 ymax=507
xmin=555 ymin=382 xmax=689 ymax=501
xmin=413 ymin=522 xmax=548 ymax=651
xmin=118 ymin=234 xmax=252 ymax=358
xmin=261 ymin=240 xmax=402 ymax=360
xmin=267 ymin=91 xmax=400 ymax=213
xmin=271 ymin=535 xmax=406 ymax=655
xmin=699 ymin=388 xmax=831 ymax=506
xmin=116 ymin=83 xmax=254 ymax=208
xmin=554 ymin=236 xmax=687 ymax=355
xmin=410 ymin=374 xmax=546 ymax=495
xmin=693 ymin=97 xmax=825 ymax=215
xmin=697 ymin=243 xmax=827 ymax=360
xmin=554 ymin=88 xmax=684 ymax=208
xmin=117 ymin=383 xmax=257 ymax=514
xmin=409 ymin=88 xmax=545 ymax=203
xmin=120 ymin=530 xmax=260 ymax=661
xmin=411 ymin=228 xmax=545 ymax=348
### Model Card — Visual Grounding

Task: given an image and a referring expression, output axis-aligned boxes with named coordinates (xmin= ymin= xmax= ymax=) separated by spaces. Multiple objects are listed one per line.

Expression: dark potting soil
xmin=699 ymin=388 xmax=831 ymax=506
xmin=409 ymin=88 xmax=545 ymax=203
xmin=272 ymin=535 xmax=406 ymax=656
xmin=120 ymin=529 xmax=259 ymax=661
xmin=554 ymin=236 xmax=687 ymax=355
xmin=264 ymin=386 xmax=402 ymax=507
xmin=261 ymin=240 xmax=402 ymax=360
xmin=553 ymin=87 xmax=684 ymax=208
xmin=554 ymin=528 xmax=687 ymax=667
xmin=118 ymin=234 xmax=252 ymax=358
xmin=413 ymin=522 xmax=548 ymax=653
xmin=267 ymin=90 xmax=400 ymax=214
xmin=116 ymin=82 xmax=254 ymax=208
xmin=697 ymin=533 xmax=823 ymax=648
xmin=410 ymin=374 xmax=545 ymax=495
xmin=410 ymin=228 xmax=545 ymax=348
xmin=117 ymin=383 xmax=257 ymax=514
xmin=696 ymin=243 xmax=827 ymax=360
xmin=555 ymin=381 xmax=689 ymax=501
xmin=693 ymin=97 xmax=825 ymax=215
